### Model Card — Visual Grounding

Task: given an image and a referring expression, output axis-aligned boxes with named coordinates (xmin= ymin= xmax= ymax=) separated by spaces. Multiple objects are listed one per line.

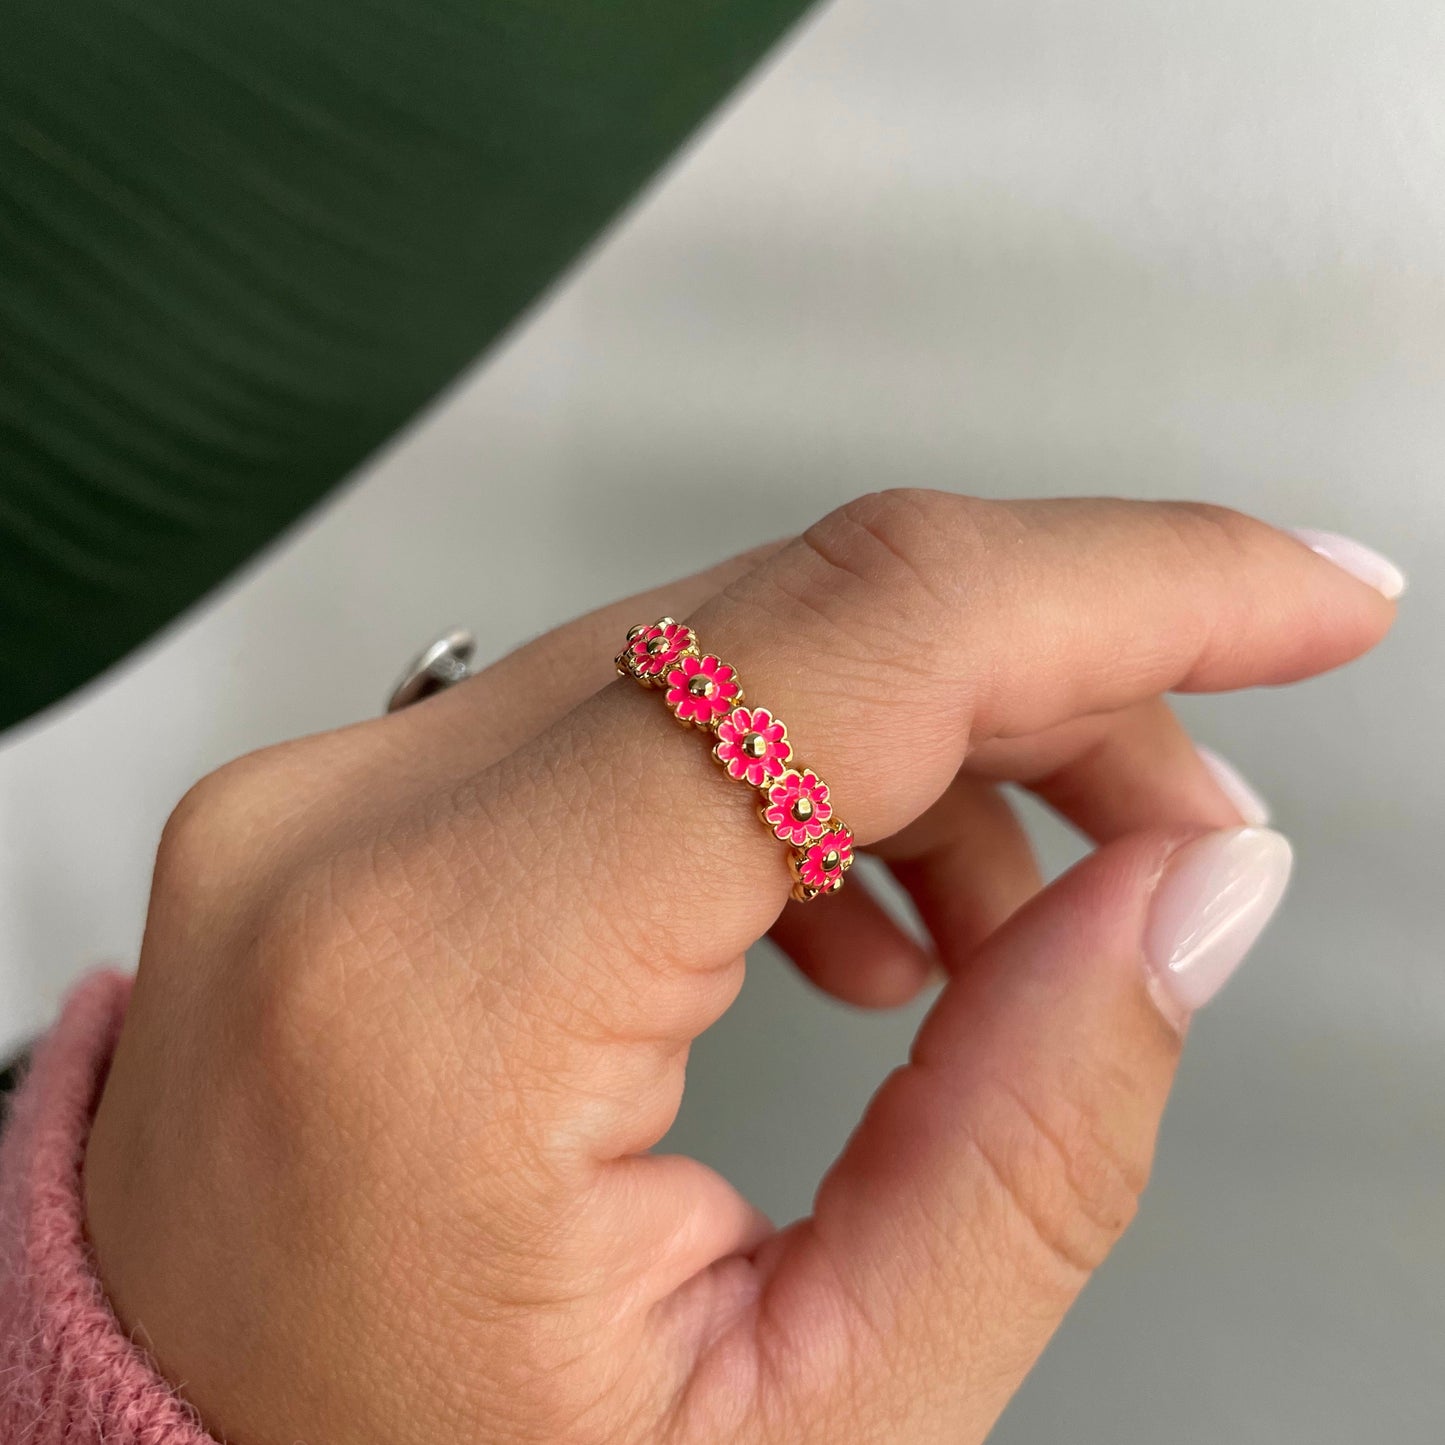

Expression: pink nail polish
xmin=1196 ymin=745 xmax=1271 ymax=827
xmin=1287 ymin=528 xmax=1407 ymax=600
xmin=1144 ymin=828 xmax=1293 ymax=1025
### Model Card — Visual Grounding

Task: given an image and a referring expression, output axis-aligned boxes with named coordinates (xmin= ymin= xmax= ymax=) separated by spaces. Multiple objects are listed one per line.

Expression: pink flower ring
xmin=665 ymin=654 xmax=743 ymax=728
xmin=617 ymin=617 xmax=698 ymax=684
xmin=617 ymin=619 xmax=851 ymax=903
xmin=791 ymin=826 xmax=855 ymax=900
xmin=761 ymin=768 xmax=833 ymax=845
xmin=713 ymin=706 xmax=792 ymax=788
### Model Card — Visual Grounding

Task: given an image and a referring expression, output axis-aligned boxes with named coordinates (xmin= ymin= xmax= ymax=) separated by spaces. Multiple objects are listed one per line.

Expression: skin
xmin=83 ymin=491 xmax=1395 ymax=1445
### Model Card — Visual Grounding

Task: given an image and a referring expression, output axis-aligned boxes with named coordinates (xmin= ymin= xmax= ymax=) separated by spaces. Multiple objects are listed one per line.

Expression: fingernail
xmin=1195 ymin=745 xmax=1271 ymax=826
xmin=1144 ymin=827 xmax=1293 ymax=1025
xmin=1288 ymin=528 xmax=1407 ymax=600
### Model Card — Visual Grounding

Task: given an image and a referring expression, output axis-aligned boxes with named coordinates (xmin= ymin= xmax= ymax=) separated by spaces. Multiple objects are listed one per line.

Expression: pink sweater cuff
xmin=0 ymin=972 xmax=217 ymax=1444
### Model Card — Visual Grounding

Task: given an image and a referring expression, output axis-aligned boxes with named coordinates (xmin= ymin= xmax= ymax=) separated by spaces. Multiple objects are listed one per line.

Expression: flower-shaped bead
xmin=665 ymin=654 xmax=742 ymax=728
xmin=714 ymin=706 xmax=791 ymax=788
xmin=619 ymin=618 xmax=697 ymax=684
xmin=762 ymin=768 xmax=833 ymax=846
xmin=792 ymin=826 xmax=854 ymax=899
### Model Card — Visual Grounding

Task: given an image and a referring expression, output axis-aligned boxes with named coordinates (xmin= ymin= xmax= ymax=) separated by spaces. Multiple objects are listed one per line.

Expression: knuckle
xmin=970 ymin=1071 xmax=1148 ymax=1279
xmin=1143 ymin=501 xmax=1261 ymax=671
xmin=1155 ymin=500 xmax=1258 ymax=570
xmin=801 ymin=488 xmax=990 ymax=609
xmin=768 ymin=488 xmax=997 ymax=713
xmin=756 ymin=489 xmax=997 ymax=755
xmin=152 ymin=735 xmax=346 ymax=902
xmin=152 ymin=751 xmax=281 ymax=899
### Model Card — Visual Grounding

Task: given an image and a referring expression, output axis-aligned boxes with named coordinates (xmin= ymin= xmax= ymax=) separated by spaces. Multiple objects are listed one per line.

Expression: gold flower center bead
xmin=791 ymin=797 xmax=815 ymax=822
xmin=647 ymin=636 xmax=670 ymax=655
xmin=741 ymin=732 xmax=768 ymax=759
xmin=821 ymin=849 xmax=841 ymax=873
xmin=688 ymin=675 xmax=714 ymax=697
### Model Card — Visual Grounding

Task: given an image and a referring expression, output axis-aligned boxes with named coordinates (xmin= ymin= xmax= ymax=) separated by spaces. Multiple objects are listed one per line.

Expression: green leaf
xmin=0 ymin=0 xmax=813 ymax=731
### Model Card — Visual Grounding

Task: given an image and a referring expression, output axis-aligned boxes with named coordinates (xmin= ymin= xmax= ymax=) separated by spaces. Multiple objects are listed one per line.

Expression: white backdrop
xmin=2 ymin=1 xmax=1442 ymax=1439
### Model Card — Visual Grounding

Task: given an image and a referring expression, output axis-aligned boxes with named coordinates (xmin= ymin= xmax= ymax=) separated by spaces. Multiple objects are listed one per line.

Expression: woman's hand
xmin=84 ymin=492 xmax=1395 ymax=1445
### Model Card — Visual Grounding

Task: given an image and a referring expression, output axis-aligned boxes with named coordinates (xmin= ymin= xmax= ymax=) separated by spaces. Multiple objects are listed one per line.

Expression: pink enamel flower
xmin=621 ymin=618 xmax=696 ymax=682
xmin=713 ymin=706 xmax=791 ymax=787
xmin=794 ymin=826 xmax=854 ymax=897
xmin=762 ymin=768 xmax=833 ymax=845
xmin=665 ymin=654 xmax=742 ymax=727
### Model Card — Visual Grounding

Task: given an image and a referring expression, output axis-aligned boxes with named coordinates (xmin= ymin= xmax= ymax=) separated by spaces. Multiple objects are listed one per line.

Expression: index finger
xmin=464 ymin=491 xmax=1395 ymax=1031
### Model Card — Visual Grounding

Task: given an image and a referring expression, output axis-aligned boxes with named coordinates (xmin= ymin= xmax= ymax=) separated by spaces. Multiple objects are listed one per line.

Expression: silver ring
xmin=387 ymin=629 xmax=476 ymax=713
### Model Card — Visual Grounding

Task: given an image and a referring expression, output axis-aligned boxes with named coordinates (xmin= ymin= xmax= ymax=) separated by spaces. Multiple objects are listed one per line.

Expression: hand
xmin=84 ymin=492 xmax=1394 ymax=1445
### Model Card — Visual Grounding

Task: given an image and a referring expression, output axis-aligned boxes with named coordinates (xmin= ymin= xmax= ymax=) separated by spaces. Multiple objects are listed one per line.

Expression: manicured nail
xmin=1196 ymin=745 xmax=1271 ymax=826
xmin=1288 ymin=528 xmax=1406 ymax=600
xmin=1144 ymin=827 xmax=1293 ymax=1025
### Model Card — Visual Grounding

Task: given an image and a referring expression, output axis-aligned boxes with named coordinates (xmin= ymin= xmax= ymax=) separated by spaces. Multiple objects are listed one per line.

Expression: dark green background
xmin=0 ymin=0 xmax=813 ymax=730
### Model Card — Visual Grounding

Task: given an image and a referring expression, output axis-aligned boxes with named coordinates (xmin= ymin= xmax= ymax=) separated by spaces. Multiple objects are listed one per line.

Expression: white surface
xmin=3 ymin=1 xmax=1442 ymax=1438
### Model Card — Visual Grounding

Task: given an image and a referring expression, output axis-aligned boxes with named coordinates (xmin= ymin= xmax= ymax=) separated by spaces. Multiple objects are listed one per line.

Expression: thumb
xmin=750 ymin=826 xmax=1292 ymax=1445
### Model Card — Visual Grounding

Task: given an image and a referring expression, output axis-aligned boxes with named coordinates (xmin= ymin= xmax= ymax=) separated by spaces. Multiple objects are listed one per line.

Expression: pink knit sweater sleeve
xmin=0 ymin=972 xmax=218 ymax=1444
